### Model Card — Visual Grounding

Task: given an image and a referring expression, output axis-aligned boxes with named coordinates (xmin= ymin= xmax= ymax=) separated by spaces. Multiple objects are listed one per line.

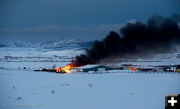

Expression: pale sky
xmin=0 ymin=0 xmax=180 ymax=42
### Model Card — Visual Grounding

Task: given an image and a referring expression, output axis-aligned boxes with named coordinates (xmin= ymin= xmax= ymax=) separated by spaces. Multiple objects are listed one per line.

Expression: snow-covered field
xmin=0 ymin=66 xmax=180 ymax=109
xmin=0 ymin=41 xmax=180 ymax=109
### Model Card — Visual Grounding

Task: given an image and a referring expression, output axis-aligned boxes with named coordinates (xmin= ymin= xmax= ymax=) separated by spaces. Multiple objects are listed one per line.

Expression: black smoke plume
xmin=71 ymin=14 xmax=180 ymax=66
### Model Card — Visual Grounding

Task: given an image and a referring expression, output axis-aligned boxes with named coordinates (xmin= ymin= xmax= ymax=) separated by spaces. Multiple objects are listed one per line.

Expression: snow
xmin=0 ymin=67 xmax=180 ymax=109
xmin=0 ymin=42 xmax=180 ymax=109
xmin=0 ymin=47 xmax=83 ymax=59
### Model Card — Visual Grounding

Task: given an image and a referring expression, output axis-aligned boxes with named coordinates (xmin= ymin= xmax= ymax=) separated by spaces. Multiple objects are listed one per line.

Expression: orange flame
xmin=56 ymin=64 xmax=77 ymax=73
xmin=128 ymin=66 xmax=139 ymax=71
xmin=62 ymin=65 xmax=72 ymax=73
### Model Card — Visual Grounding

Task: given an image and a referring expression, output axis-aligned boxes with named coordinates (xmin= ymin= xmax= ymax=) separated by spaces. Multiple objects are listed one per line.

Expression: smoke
xmin=71 ymin=14 xmax=180 ymax=66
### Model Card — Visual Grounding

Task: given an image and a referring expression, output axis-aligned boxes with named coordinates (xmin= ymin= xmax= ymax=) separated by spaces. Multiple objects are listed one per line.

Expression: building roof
xmin=79 ymin=65 xmax=101 ymax=69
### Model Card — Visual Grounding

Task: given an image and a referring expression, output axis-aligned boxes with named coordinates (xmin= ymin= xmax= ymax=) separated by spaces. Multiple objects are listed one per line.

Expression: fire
xmin=56 ymin=67 xmax=62 ymax=73
xmin=128 ymin=66 xmax=139 ymax=71
xmin=56 ymin=64 xmax=77 ymax=73
xmin=62 ymin=65 xmax=72 ymax=73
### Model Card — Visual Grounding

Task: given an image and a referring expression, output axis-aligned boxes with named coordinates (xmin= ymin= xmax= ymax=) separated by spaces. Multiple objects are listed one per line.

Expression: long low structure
xmin=71 ymin=65 xmax=117 ymax=72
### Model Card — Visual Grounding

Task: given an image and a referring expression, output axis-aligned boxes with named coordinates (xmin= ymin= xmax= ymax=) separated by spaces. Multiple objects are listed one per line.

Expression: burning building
xmin=56 ymin=65 xmax=76 ymax=73
xmin=51 ymin=14 xmax=180 ymax=74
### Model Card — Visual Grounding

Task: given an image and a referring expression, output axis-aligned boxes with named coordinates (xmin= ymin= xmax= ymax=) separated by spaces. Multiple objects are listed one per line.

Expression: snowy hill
xmin=1 ymin=39 xmax=180 ymax=66
xmin=0 ymin=39 xmax=92 ymax=62
xmin=0 ymin=39 xmax=92 ymax=50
